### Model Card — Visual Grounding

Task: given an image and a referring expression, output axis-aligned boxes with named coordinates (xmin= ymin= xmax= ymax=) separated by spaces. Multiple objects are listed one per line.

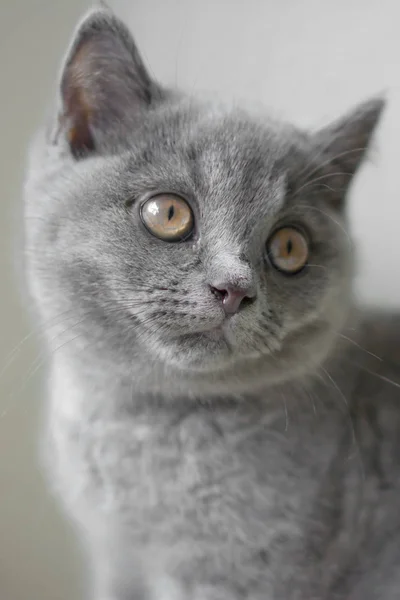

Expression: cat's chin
xmin=140 ymin=316 xmax=344 ymax=396
xmin=148 ymin=319 xmax=276 ymax=373
xmin=150 ymin=333 xmax=274 ymax=377
xmin=156 ymin=333 xmax=237 ymax=372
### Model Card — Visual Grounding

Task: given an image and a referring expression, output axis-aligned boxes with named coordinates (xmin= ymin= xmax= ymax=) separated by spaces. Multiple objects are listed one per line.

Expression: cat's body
xmin=23 ymin=7 xmax=400 ymax=600
xmin=45 ymin=311 xmax=400 ymax=600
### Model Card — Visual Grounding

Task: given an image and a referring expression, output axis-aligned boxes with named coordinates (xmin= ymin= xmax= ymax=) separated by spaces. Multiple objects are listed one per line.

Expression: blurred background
xmin=0 ymin=1 xmax=399 ymax=599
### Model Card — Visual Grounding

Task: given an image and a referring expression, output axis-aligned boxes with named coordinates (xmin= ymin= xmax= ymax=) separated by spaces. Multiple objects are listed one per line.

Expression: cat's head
xmin=24 ymin=8 xmax=384 ymax=392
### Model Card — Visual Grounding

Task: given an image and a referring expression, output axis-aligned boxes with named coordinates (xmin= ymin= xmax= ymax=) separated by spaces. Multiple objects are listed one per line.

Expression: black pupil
xmin=286 ymin=238 xmax=293 ymax=254
xmin=168 ymin=205 xmax=175 ymax=221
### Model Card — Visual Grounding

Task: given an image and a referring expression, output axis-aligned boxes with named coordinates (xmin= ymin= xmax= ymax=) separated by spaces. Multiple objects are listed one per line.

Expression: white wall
xmin=0 ymin=3 xmax=88 ymax=599
xmin=0 ymin=1 xmax=398 ymax=600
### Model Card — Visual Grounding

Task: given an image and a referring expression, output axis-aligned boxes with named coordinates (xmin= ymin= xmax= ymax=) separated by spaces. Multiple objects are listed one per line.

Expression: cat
xmin=23 ymin=6 xmax=400 ymax=600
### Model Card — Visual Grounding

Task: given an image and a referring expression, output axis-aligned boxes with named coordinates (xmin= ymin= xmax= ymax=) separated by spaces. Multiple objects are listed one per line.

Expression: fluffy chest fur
xmin=48 ymin=358 xmax=365 ymax=598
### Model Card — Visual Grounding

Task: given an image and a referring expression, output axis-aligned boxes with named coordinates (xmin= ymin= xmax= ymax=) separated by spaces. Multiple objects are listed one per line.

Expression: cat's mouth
xmin=198 ymin=315 xmax=239 ymax=343
xmin=177 ymin=323 xmax=234 ymax=354
xmin=204 ymin=326 xmax=225 ymax=340
xmin=176 ymin=318 xmax=245 ymax=362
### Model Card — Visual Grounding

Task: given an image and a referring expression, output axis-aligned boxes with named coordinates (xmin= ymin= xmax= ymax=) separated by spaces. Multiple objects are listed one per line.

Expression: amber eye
xmin=267 ymin=227 xmax=309 ymax=274
xmin=140 ymin=194 xmax=194 ymax=242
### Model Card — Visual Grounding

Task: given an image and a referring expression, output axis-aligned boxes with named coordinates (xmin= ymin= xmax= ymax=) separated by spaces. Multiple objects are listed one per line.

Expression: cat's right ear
xmin=53 ymin=7 xmax=163 ymax=158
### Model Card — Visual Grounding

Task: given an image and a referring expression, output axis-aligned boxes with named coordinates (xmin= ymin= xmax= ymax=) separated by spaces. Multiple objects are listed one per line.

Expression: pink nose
xmin=210 ymin=283 xmax=255 ymax=315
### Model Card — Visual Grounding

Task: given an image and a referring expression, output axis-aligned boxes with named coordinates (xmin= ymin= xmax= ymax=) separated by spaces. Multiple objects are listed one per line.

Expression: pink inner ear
xmin=55 ymin=11 xmax=159 ymax=158
xmin=60 ymin=41 xmax=97 ymax=156
xmin=64 ymin=91 xmax=96 ymax=156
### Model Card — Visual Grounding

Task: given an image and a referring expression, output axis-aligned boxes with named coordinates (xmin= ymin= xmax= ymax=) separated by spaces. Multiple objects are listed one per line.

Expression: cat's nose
xmin=210 ymin=282 xmax=256 ymax=315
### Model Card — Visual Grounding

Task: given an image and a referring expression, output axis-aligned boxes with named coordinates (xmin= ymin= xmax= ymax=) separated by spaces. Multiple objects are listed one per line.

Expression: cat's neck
xmin=49 ymin=325 xmax=358 ymax=424
xmin=45 ymin=301 xmax=373 ymax=419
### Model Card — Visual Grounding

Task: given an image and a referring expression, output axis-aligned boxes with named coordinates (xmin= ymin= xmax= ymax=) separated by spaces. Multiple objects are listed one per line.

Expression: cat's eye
xmin=267 ymin=227 xmax=309 ymax=274
xmin=140 ymin=194 xmax=194 ymax=242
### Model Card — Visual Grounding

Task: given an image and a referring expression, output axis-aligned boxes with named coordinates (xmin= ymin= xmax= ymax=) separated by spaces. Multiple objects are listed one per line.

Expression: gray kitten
xmin=24 ymin=7 xmax=400 ymax=600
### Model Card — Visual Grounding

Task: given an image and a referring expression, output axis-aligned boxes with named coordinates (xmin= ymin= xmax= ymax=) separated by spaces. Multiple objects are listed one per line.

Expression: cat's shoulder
xmin=348 ymin=310 xmax=400 ymax=414
xmin=359 ymin=310 xmax=400 ymax=365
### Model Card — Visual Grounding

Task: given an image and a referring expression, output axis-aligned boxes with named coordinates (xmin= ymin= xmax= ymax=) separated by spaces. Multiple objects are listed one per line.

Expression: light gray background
xmin=0 ymin=1 xmax=398 ymax=599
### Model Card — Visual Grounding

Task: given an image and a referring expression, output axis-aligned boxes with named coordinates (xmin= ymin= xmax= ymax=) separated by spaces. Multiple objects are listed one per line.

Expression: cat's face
xmin=24 ymin=9 xmax=384 ymax=385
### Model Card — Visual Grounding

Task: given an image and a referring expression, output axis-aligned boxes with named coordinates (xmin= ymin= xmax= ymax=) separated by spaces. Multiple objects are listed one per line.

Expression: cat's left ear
xmin=309 ymin=97 xmax=385 ymax=198
xmin=54 ymin=7 xmax=164 ymax=158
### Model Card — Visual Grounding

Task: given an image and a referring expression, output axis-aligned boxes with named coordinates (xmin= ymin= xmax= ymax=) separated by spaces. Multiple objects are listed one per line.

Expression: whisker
xmin=346 ymin=361 xmax=400 ymax=391
xmin=320 ymin=367 xmax=347 ymax=407
xmin=320 ymin=366 xmax=365 ymax=479
xmin=0 ymin=308 xmax=88 ymax=383
xmin=336 ymin=333 xmax=383 ymax=362
xmin=1 ymin=320 xmax=89 ymax=419
xmin=279 ymin=390 xmax=289 ymax=432
xmin=306 ymin=264 xmax=329 ymax=271
xmin=297 ymin=146 xmax=367 ymax=182
xmin=292 ymin=204 xmax=352 ymax=245
xmin=293 ymin=171 xmax=353 ymax=199
xmin=0 ymin=307 xmax=149 ymax=419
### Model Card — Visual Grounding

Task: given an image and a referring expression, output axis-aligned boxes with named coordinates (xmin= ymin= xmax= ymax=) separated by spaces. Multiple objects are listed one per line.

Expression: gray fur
xmin=23 ymin=7 xmax=400 ymax=600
